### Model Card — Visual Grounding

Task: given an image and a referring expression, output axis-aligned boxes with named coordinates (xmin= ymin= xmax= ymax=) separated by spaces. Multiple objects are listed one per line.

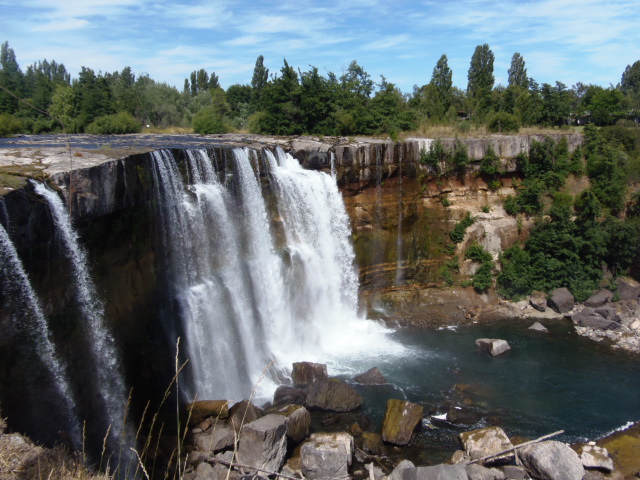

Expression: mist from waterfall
xmin=150 ymin=147 xmax=405 ymax=402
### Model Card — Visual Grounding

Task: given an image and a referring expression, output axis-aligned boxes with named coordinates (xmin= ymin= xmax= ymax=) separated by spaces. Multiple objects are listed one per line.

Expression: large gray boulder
xmin=584 ymin=290 xmax=613 ymax=308
xmin=236 ymin=414 xmax=289 ymax=473
xmin=300 ymin=432 xmax=354 ymax=480
xmin=475 ymin=338 xmax=511 ymax=357
xmin=617 ymin=278 xmax=640 ymax=302
xmin=518 ymin=441 xmax=585 ymax=480
xmin=382 ymin=399 xmax=424 ymax=446
xmin=572 ymin=308 xmax=622 ymax=330
xmin=528 ymin=322 xmax=549 ymax=333
xmin=186 ymin=400 xmax=230 ymax=426
xmin=548 ymin=288 xmax=575 ymax=314
xmin=354 ymin=367 xmax=387 ymax=385
xmin=305 ymin=378 xmax=363 ymax=412
xmin=292 ymin=361 xmax=328 ymax=385
xmin=465 ymin=464 xmax=503 ymax=480
xmin=459 ymin=426 xmax=514 ymax=463
xmin=415 ymin=464 xmax=468 ymax=480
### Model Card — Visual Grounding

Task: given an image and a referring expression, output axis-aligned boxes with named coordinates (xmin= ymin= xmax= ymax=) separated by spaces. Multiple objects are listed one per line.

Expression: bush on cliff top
xmin=86 ymin=112 xmax=141 ymax=135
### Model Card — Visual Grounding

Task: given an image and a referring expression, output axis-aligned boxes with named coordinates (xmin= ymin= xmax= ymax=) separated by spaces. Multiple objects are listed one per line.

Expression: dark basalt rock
xmin=306 ymin=379 xmax=363 ymax=412
xmin=354 ymin=367 xmax=387 ymax=385
xmin=548 ymin=288 xmax=575 ymax=314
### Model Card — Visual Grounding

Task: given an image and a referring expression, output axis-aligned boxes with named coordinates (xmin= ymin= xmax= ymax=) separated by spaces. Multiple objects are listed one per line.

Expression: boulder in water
xmin=466 ymin=463 xmax=502 ymax=480
xmin=459 ymin=426 xmax=514 ymax=463
xmin=388 ymin=459 xmax=417 ymax=480
xmin=381 ymin=399 xmax=424 ymax=446
xmin=361 ymin=431 xmax=385 ymax=455
xmin=228 ymin=400 xmax=264 ymax=432
xmin=548 ymin=288 xmax=575 ymax=314
xmin=292 ymin=361 xmax=328 ymax=386
xmin=475 ymin=338 xmax=511 ymax=357
xmin=300 ymin=432 xmax=353 ymax=480
xmin=236 ymin=414 xmax=289 ymax=473
xmin=305 ymin=378 xmax=363 ymax=412
xmin=529 ymin=322 xmax=549 ymax=333
xmin=186 ymin=400 xmax=229 ymax=426
xmin=518 ymin=440 xmax=584 ymax=480
xmin=273 ymin=385 xmax=306 ymax=406
xmin=354 ymin=367 xmax=387 ymax=385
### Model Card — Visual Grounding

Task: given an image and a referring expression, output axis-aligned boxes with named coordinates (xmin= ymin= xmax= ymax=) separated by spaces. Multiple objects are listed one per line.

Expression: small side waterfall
xmin=32 ymin=183 xmax=132 ymax=457
xmin=0 ymin=206 xmax=81 ymax=446
xmin=151 ymin=147 xmax=403 ymax=402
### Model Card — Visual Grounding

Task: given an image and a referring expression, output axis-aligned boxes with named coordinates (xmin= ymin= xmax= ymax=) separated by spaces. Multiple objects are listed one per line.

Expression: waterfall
xmin=32 ymin=183 xmax=131 ymax=457
xmin=150 ymin=147 xmax=403 ymax=402
xmin=0 ymin=206 xmax=81 ymax=446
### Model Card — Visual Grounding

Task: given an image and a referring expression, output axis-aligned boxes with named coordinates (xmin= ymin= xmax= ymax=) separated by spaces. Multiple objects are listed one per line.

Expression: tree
xmin=428 ymin=54 xmax=453 ymax=118
xmin=467 ymin=44 xmax=495 ymax=116
xmin=508 ymin=52 xmax=528 ymax=89
xmin=0 ymin=41 xmax=23 ymax=113
xmin=621 ymin=60 xmax=640 ymax=95
xmin=251 ymin=55 xmax=269 ymax=109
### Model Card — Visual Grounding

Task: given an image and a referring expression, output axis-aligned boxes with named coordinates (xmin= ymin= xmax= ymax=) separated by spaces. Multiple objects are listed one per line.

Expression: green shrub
xmin=0 ymin=114 xmax=23 ymax=137
xmin=87 ymin=112 xmax=141 ymax=134
xmin=480 ymin=144 xmax=500 ymax=175
xmin=465 ymin=243 xmax=492 ymax=263
xmin=192 ymin=106 xmax=227 ymax=134
xmin=441 ymin=197 xmax=451 ymax=207
xmin=473 ymin=260 xmax=494 ymax=291
xmin=504 ymin=195 xmax=520 ymax=216
xmin=487 ymin=112 xmax=520 ymax=133
xmin=449 ymin=212 xmax=475 ymax=244
xmin=481 ymin=205 xmax=491 ymax=213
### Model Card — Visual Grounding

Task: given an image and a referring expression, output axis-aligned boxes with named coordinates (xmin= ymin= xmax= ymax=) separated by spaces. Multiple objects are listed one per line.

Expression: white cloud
xmin=32 ymin=18 xmax=90 ymax=32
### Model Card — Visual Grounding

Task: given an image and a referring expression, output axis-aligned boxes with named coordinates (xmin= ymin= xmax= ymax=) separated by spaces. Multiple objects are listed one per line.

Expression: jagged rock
xmin=530 ymin=291 xmax=548 ymax=312
xmin=580 ymin=445 xmax=614 ymax=472
xmin=475 ymin=338 xmax=511 ymax=357
xmin=228 ymin=400 xmax=264 ymax=432
xmin=354 ymin=367 xmax=387 ymax=384
xmin=236 ymin=414 xmax=289 ymax=473
xmin=195 ymin=462 xmax=216 ymax=480
xmin=548 ymin=288 xmax=575 ymax=314
xmin=528 ymin=322 xmax=549 ymax=333
xmin=502 ymin=465 xmax=526 ymax=479
xmin=194 ymin=425 xmax=234 ymax=453
xmin=415 ymin=464 xmax=468 ymax=479
xmin=349 ymin=422 xmax=363 ymax=437
xmin=306 ymin=378 xmax=363 ymax=412
xmin=361 ymin=431 xmax=385 ymax=455
xmin=466 ymin=464 xmax=502 ymax=480
xmin=300 ymin=432 xmax=354 ymax=480
xmin=187 ymin=400 xmax=230 ymax=426
xmin=382 ymin=399 xmax=424 ymax=446
xmin=459 ymin=426 xmax=514 ymax=463
xmin=389 ymin=459 xmax=417 ymax=480
xmin=321 ymin=413 xmax=341 ymax=426
xmin=268 ymin=404 xmax=310 ymax=444
xmin=273 ymin=385 xmax=306 ymax=406
xmin=518 ymin=440 xmax=585 ymax=480
xmin=617 ymin=278 xmax=640 ymax=302
xmin=585 ymin=290 xmax=614 ymax=308
xmin=292 ymin=362 xmax=328 ymax=386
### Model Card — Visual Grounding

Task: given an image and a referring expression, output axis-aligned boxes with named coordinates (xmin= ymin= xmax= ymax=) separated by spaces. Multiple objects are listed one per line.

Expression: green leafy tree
xmin=428 ymin=54 xmax=453 ymax=119
xmin=467 ymin=44 xmax=495 ymax=116
xmin=539 ymin=81 xmax=572 ymax=126
xmin=508 ymin=52 xmax=529 ymax=89
xmin=250 ymin=55 xmax=269 ymax=110
xmin=621 ymin=60 xmax=640 ymax=95
xmin=192 ymin=105 xmax=227 ymax=134
xmin=0 ymin=41 xmax=22 ymax=113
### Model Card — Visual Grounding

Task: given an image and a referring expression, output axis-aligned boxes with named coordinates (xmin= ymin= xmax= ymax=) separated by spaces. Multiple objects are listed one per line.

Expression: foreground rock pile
xmin=181 ymin=363 xmax=621 ymax=480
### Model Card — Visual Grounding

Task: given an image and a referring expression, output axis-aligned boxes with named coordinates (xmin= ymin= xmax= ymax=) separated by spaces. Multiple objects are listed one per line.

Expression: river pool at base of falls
xmin=321 ymin=319 xmax=640 ymax=464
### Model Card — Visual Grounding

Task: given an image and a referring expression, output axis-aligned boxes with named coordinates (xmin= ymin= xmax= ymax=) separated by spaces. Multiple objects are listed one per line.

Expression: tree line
xmin=1 ymin=40 xmax=639 ymax=136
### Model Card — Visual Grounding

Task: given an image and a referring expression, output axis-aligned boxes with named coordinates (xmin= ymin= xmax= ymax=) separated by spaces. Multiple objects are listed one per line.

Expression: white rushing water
xmin=32 ymin=183 xmax=131 ymax=453
xmin=0 ymin=216 xmax=81 ymax=446
xmin=151 ymin=147 xmax=405 ymax=402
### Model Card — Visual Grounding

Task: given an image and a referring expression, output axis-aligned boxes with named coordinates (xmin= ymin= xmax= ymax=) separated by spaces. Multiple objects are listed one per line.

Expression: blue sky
xmin=1 ymin=0 xmax=639 ymax=94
